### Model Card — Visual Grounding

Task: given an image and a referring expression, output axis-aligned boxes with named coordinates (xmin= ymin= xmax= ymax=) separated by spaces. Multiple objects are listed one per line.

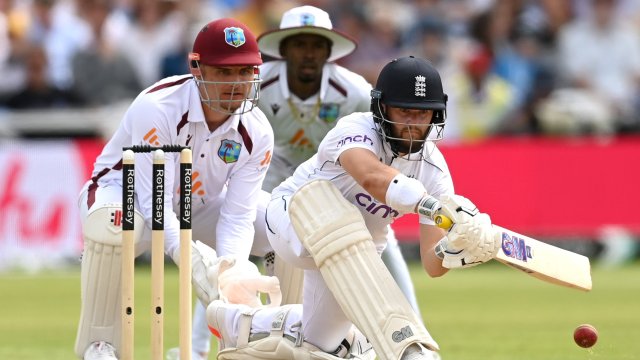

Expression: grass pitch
xmin=0 ymin=260 xmax=638 ymax=359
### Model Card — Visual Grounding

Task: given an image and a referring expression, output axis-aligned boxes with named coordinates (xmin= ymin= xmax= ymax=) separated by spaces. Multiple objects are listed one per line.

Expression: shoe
xmin=333 ymin=326 xmax=375 ymax=359
xmin=83 ymin=341 xmax=117 ymax=360
xmin=400 ymin=344 xmax=442 ymax=360
xmin=165 ymin=347 xmax=209 ymax=360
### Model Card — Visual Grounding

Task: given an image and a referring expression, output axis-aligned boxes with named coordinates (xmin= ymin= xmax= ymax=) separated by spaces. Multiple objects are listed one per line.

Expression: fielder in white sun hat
xmin=257 ymin=5 xmax=357 ymax=63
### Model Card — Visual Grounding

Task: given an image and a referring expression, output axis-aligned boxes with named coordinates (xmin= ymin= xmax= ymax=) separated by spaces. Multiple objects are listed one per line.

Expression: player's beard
xmin=298 ymin=74 xmax=317 ymax=83
xmin=393 ymin=126 xmax=428 ymax=154
xmin=296 ymin=64 xmax=321 ymax=83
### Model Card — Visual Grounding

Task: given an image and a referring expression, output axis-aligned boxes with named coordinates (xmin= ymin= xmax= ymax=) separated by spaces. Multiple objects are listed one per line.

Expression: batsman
xmin=206 ymin=56 xmax=500 ymax=360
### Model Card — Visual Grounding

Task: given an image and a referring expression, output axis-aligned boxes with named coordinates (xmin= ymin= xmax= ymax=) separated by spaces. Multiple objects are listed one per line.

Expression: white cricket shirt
xmin=258 ymin=61 xmax=371 ymax=191
xmin=85 ymin=75 xmax=274 ymax=256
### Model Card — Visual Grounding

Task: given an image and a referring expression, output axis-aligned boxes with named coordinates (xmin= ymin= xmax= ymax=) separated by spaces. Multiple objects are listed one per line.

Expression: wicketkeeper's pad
xmin=210 ymin=303 xmax=375 ymax=360
xmin=75 ymin=203 xmax=143 ymax=357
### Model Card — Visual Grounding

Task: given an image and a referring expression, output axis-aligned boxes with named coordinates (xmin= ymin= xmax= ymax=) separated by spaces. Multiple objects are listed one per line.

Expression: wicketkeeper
xmin=74 ymin=18 xmax=275 ymax=360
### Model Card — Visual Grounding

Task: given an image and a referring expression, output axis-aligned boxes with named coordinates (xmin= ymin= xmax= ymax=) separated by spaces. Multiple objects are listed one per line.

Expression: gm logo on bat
xmin=501 ymin=232 xmax=533 ymax=262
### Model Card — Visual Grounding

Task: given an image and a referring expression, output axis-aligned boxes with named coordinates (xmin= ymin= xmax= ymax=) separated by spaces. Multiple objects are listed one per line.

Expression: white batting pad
xmin=74 ymin=204 xmax=143 ymax=357
xmin=289 ymin=180 xmax=439 ymax=360
xmin=82 ymin=203 xmax=143 ymax=246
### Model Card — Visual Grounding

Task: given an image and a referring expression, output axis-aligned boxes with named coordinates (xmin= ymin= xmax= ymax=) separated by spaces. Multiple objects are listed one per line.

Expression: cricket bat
xmin=435 ymin=215 xmax=592 ymax=291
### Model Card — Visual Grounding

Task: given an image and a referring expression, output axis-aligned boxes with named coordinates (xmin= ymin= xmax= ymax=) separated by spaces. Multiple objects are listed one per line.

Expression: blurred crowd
xmin=2 ymin=0 xmax=640 ymax=142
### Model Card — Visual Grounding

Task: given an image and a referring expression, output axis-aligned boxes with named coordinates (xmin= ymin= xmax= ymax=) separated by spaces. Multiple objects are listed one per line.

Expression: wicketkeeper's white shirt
xmin=258 ymin=61 xmax=371 ymax=191
xmin=82 ymin=75 xmax=274 ymax=257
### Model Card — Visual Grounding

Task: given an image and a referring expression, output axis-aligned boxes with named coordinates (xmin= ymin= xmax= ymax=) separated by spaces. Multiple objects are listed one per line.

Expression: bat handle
xmin=435 ymin=214 xmax=453 ymax=230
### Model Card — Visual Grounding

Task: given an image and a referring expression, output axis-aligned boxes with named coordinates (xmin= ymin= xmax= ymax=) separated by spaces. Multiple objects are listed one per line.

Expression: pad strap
xmin=270 ymin=305 xmax=296 ymax=338
xmin=236 ymin=308 xmax=258 ymax=348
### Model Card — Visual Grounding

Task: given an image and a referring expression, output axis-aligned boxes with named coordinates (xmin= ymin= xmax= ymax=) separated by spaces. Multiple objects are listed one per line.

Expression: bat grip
xmin=435 ymin=214 xmax=453 ymax=230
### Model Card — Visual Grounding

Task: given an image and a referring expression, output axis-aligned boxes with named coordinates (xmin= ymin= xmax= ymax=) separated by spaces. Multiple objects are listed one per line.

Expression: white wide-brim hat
xmin=257 ymin=5 xmax=357 ymax=63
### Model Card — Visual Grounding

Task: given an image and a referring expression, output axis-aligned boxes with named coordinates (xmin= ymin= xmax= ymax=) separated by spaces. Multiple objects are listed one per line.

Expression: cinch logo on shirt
xmin=355 ymin=193 xmax=399 ymax=219
xmin=143 ymin=128 xmax=160 ymax=146
xmin=336 ymin=134 xmax=374 ymax=148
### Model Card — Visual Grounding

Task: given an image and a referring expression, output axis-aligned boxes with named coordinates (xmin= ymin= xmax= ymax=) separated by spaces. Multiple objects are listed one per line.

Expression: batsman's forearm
xmin=421 ymin=245 xmax=449 ymax=277
xmin=419 ymin=225 xmax=449 ymax=277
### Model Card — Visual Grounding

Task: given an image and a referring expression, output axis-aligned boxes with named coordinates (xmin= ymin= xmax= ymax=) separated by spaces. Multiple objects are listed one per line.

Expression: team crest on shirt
xmin=224 ymin=27 xmax=246 ymax=48
xmin=271 ymin=103 xmax=281 ymax=115
xmin=218 ymin=139 xmax=242 ymax=163
xmin=319 ymin=103 xmax=340 ymax=123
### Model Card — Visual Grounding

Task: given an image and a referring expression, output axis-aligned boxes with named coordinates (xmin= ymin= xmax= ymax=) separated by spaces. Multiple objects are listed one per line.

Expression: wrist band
xmin=385 ymin=173 xmax=426 ymax=213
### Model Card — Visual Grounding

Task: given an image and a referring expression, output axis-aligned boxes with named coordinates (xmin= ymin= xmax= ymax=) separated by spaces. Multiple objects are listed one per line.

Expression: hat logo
xmin=300 ymin=13 xmax=315 ymax=26
xmin=415 ymin=75 xmax=426 ymax=97
xmin=224 ymin=27 xmax=246 ymax=48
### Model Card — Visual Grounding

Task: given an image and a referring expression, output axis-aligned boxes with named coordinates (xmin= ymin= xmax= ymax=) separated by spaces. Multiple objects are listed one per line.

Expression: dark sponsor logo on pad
xmin=392 ymin=326 xmax=414 ymax=342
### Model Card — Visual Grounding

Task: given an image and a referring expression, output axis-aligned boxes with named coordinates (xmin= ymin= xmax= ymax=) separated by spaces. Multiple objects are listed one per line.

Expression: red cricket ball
xmin=573 ymin=324 xmax=598 ymax=348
